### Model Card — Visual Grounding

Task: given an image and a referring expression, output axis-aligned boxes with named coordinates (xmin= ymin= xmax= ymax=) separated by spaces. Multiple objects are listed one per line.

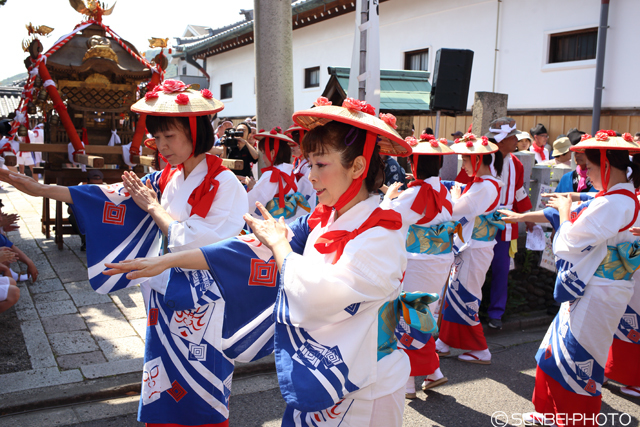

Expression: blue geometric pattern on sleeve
xmin=554 ymin=259 xmax=586 ymax=303
xmin=68 ymin=172 xmax=163 ymax=294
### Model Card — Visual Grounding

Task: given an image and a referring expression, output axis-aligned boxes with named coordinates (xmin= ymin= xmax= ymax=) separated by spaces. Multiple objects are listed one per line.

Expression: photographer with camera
xmin=221 ymin=122 xmax=259 ymax=185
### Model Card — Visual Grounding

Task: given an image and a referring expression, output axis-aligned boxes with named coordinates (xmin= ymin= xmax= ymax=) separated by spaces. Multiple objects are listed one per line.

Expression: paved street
xmin=1 ymin=326 xmax=639 ymax=426
xmin=0 ymin=184 xmax=148 ymax=397
xmin=0 ymin=182 xmax=638 ymax=426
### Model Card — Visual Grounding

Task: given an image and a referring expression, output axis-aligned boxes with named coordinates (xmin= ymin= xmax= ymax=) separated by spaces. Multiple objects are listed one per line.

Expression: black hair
xmin=258 ymin=138 xmax=291 ymax=166
xmin=236 ymin=122 xmax=252 ymax=140
xmin=585 ymin=149 xmax=640 ymax=189
xmin=145 ymin=115 xmax=214 ymax=156
xmin=302 ymin=121 xmax=384 ymax=192
xmin=413 ymin=155 xmax=442 ymax=180
xmin=478 ymin=151 xmax=503 ymax=177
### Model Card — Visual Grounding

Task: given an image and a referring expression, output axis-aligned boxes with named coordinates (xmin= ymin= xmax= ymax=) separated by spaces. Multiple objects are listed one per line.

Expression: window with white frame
xmin=548 ymin=28 xmax=598 ymax=64
xmin=304 ymin=67 xmax=320 ymax=88
xmin=220 ymin=83 xmax=232 ymax=100
xmin=404 ymin=48 xmax=429 ymax=71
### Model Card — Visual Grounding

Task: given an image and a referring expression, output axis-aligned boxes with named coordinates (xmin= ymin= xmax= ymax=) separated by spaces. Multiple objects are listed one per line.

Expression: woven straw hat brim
xmin=131 ymin=89 xmax=224 ymax=116
xmin=255 ymin=132 xmax=298 ymax=147
xmin=450 ymin=141 xmax=499 ymax=155
xmin=571 ymin=136 xmax=640 ymax=153
xmin=411 ymin=142 xmax=456 ymax=155
xmin=285 ymin=125 xmax=308 ymax=135
xmin=292 ymin=106 xmax=411 ymax=157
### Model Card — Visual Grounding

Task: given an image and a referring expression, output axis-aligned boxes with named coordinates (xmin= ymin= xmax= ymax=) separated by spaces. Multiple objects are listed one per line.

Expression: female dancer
xmin=0 ymin=80 xmax=249 ymax=426
xmin=285 ymin=124 xmax=311 ymax=179
xmin=106 ymin=97 xmax=435 ymax=426
xmin=381 ymin=133 xmax=457 ymax=397
xmin=435 ymin=133 xmax=505 ymax=365
xmin=503 ymin=131 xmax=640 ymax=425
xmin=246 ymin=127 xmax=315 ymax=224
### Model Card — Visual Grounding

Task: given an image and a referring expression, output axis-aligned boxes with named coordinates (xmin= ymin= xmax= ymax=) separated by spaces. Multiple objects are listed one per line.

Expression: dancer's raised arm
xmin=103 ymin=248 xmax=208 ymax=280
xmin=0 ymin=169 xmax=72 ymax=203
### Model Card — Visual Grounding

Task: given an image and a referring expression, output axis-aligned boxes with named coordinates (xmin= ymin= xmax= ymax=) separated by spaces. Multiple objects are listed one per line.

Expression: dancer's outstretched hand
xmin=244 ymin=202 xmax=288 ymax=252
xmin=104 ymin=257 xmax=168 ymax=280
xmin=0 ymin=169 xmax=42 ymax=197
xmin=122 ymin=171 xmax=160 ymax=213
xmin=498 ymin=209 xmax=523 ymax=223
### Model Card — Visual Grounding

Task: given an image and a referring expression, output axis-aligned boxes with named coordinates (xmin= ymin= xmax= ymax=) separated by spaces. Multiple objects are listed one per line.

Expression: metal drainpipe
xmin=492 ymin=0 xmax=501 ymax=92
xmin=591 ymin=0 xmax=610 ymax=135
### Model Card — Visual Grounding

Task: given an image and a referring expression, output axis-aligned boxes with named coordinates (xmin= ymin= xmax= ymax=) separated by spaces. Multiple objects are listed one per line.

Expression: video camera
xmin=221 ymin=128 xmax=244 ymax=150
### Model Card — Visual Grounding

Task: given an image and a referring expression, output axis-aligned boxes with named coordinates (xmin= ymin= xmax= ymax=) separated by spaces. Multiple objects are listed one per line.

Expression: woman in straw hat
xmin=0 ymin=79 xmax=250 ymax=426
xmin=105 ymin=96 xmax=438 ymax=426
xmin=246 ymin=127 xmax=315 ymax=225
xmin=435 ymin=133 xmax=505 ymax=365
xmin=505 ymin=130 xmax=640 ymax=425
xmin=285 ymin=124 xmax=312 ymax=179
xmin=380 ymin=133 xmax=457 ymax=398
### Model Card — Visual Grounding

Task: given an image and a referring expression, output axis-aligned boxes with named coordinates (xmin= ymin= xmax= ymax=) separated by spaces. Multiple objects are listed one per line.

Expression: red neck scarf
xmin=532 ymin=143 xmax=546 ymax=161
xmin=261 ymin=165 xmax=298 ymax=208
xmin=407 ymin=180 xmax=452 ymax=225
xmin=314 ymin=207 xmax=402 ymax=264
xmin=158 ymin=154 xmax=228 ymax=218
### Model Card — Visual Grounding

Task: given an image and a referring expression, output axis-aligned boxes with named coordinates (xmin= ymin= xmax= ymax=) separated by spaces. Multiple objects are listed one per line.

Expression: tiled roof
xmin=0 ymin=87 xmax=22 ymax=119
xmin=174 ymin=0 xmax=360 ymax=58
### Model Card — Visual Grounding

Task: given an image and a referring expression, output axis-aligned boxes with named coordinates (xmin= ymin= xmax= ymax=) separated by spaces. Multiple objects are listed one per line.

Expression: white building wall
xmin=205 ymin=0 xmax=640 ymax=118
xmin=207 ymin=44 xmax=256 ymax=118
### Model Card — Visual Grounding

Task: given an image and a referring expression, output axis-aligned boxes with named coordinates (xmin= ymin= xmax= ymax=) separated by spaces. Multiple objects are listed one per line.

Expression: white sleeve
xmin=554 ymin=195 xmax=633 ymax=256
xmin=380 ymin=187 xmax=422 ymax=225
xmin=246 ymin=171 xmax=276 ymax=217
xmin=281 ymin=227 xmax=406 ymax=330
xmin=167 ymin=170 xmax=249 ymax=252
xmin=451 ymin=182 xmax=497 ymax=221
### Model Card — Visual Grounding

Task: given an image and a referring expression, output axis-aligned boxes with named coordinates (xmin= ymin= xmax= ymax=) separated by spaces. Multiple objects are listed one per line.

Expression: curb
xmin=0 ymin=356 xmax=276 ymax=417
xmin=0 ymin=314 xmax=553 ymax=417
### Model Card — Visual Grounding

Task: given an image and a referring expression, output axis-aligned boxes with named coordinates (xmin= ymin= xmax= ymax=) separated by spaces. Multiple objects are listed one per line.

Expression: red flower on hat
xmin=581 ymin=133 xmax=592 ymax=141
xmin=466 ymin=141 xmax=474 ymax=147
xmin=623 ymin=132 xmax=634 ymax=142
xmin=201 ymin=89 xmax=213 ymax=99
xmin=379 ymin=113 xmax=397 ymax=129
xmin=314 ymin=97 xmax=332 ymax=107
xmin=175 ymin=94 xmax=189 ymax=105
xmin=438 ymin=138 xmax=448 ymax=145
xmin=160 ymin=79 xmax=190 ymax=94
xmin=270 ymin=128 xmax=278 ymax=135
xmin=342 ymin=98 xmax=375 ymax=116
xmin=420 ymin=133 xmax=435 ymax=141
xmin=145 ymin=90 xmax=159 ymax=101
xmin=595 ymin=131 xmax=610 ymax=141
xmin=405 ymin=136 xmax=418 ymax=147
xmin=259 ymin=129 xmax=265 ymax=133
xmin=481 ymin=135 xmax=489 ymax=146
xmin=454 ymin=138 xmax=461 ymax=144
xmin=462 ymin=133 xmax=477 ymax=141
xmin=430 ymin=140 xmax=439 ymax=148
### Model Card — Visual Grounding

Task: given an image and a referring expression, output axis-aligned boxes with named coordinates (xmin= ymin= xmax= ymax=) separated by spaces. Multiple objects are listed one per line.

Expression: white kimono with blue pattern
xmin=537 ymin=182 xmax=639 ymax=397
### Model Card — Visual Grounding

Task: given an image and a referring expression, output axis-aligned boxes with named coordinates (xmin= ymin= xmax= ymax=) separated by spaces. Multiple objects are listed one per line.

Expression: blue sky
xmin=0 ymin=0 xmax=254 ymax=81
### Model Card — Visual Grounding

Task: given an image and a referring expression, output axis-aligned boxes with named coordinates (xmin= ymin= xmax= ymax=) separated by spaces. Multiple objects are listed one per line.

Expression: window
xmin=404 ymin=48 xmax=429 ymax=71
xmin=549 ymin=28 xmax=598 ymax=63
xmin=220 ymin=83 xmax=232 ymax=99
xmin=304 ymin=67 xmax=320 ymax=88
xmin=182 ymin=66 xmax=187 ymax=75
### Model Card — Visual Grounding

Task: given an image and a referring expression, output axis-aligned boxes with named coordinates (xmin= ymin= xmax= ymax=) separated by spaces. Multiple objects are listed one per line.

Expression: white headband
xmin=488 ymin=123 xmax=516 ymax=143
